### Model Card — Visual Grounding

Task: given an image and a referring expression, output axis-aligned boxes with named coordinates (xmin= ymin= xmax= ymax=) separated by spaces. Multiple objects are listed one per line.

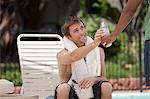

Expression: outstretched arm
xmin=57 ymin=30 xmax=105 ymax=83
xmin=102 ymin=0 xmax=143 ymax=44
xmin=57 ymin=30 xmax=104 ymax=65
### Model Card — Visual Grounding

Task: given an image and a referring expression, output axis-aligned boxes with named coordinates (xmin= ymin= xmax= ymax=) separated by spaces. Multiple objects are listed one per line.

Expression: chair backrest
xmin=17 ymin=34 xmax=63 ymax=99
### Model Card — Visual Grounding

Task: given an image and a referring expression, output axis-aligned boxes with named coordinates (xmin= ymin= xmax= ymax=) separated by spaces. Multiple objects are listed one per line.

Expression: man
xmin=55 ymin=16 xmax=112 ymax=99
xmin=101 ymin=0 xmax=150 ymax=86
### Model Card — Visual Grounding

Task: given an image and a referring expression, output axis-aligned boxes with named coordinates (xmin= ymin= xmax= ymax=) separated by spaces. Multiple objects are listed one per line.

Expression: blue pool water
xmin=112 ymin=92 xmax=150 ymax=99
xmin=46 ymin=92 xmax=150 ymax=99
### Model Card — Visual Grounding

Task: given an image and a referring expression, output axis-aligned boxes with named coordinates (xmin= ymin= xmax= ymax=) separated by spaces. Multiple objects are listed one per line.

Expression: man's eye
xmin=74 ymin=29 xmax=79 ymax=33
xmin=81 ymin=26 xmax=84 ymax=29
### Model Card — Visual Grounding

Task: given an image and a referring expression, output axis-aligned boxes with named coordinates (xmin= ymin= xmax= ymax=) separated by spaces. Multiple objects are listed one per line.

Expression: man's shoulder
xmin=57 ymin=48 xmax=68 ymax=58
xmin=57 ymin=48 xmax=72 ymax=65
xmin=57 ymin=48 xmax=68 ymax=55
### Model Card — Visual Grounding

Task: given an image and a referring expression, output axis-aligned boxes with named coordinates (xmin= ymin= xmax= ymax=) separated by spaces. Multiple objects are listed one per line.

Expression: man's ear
xmin=66 ymin=35 xmax=71 ymax=39
xmin=68 ymin=35 xmax=73 ymax=41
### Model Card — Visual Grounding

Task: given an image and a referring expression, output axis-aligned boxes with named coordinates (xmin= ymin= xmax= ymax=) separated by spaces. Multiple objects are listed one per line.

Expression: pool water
xmin=112 ymin=92 xmax=150 ymax=99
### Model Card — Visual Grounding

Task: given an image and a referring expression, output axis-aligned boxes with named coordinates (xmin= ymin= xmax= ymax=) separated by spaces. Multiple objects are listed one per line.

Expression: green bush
xmin=0 ymin=63 xmax=22 ymax=86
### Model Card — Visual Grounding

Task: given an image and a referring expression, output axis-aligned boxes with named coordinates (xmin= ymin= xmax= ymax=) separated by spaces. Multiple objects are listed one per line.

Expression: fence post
xmin=138 ymin=30 xmax=143 ymax=92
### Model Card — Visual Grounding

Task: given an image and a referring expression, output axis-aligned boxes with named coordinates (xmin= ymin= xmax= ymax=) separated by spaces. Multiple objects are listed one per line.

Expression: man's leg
xmin=56 ymin=83 xmax=71 ymax=99
xmin=101 ymin=82 xmax=112 ymax=99
xmin=144 ymin=40 xmax=150 ymax=86
xmin=93 ymin=81 xmax=112 ymax=99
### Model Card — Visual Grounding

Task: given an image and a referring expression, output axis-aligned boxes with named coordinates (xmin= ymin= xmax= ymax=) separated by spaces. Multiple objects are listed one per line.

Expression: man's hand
xmin=101 ymin=32 xmax=117 ymax=45
xmin=78 ymin=77 xmax=96 ymax=89
xmin=94 ymin=29 xmax=105 ymax=46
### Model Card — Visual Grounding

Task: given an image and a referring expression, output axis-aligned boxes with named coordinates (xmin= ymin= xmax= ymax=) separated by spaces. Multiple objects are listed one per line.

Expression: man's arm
xmin=57 ymin=51 xmax=72 ymax=83
xmin=102 ymin=0 xmax=143 ymax=44
xmin=57 ymin=30 xmax=104 ymax=65
xmin=94 ymin=48 xmax=107 ymax=84
xmin=99 ymin=48 xmax=106 ymax=79
xmin=57 ymin=45 xmax=102 ymax=83
xmin=113 ymin=0 xmax=143 ymax=37
xmin=57 ymin=42 xmax=98 ymax=65
xmin=57 ymin=30 xmax=104 ymax=83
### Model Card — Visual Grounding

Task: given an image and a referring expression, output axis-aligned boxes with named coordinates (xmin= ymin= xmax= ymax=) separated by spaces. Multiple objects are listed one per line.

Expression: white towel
xmin=63 ymin=36 xmax=101 ymax=99
xmin=0 ymin=79 xmax=14 ymax=94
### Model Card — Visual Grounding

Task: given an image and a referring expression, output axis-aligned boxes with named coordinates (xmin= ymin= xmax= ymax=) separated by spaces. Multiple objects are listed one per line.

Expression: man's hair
xmin=61 ymin=16 xmax=85 ymax=36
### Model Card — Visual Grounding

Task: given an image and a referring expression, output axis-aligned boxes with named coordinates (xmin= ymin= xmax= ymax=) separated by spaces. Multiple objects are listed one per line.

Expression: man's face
xmin=68 ymin=22 xmax=87 ymax=47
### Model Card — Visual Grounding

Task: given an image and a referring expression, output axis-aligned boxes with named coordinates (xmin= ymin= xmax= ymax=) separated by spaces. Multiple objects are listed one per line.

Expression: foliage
xmin=106 ymin=32 xmax=145 ymax=79
xmin=106 ymin=59 xmax=145 ymax=79
xmin=81 ymin=15 xmax=100 ymax=38
xmin=4 ymin=69 xmax=22 ymax=86
xmin=88 ymin=0 xmax=120 ymax=23
xmin=0 ymin=63 xmax=22 ymax=86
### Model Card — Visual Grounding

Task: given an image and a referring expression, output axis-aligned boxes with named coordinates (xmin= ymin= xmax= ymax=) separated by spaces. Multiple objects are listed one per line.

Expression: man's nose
xmin=79 ymin=30 xmax=86 ymax=35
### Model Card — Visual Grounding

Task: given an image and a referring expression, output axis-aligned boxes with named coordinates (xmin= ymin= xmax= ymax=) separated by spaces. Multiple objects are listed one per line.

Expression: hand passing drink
xmin=100 ymin=22 xmax=112 ymax=47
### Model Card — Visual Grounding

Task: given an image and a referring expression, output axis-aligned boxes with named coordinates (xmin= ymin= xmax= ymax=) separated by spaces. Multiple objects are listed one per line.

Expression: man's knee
xmin=101 ymin=82 xmax=112 ymax=96
xmin=56 ymin=83 xmax=70 ymax=96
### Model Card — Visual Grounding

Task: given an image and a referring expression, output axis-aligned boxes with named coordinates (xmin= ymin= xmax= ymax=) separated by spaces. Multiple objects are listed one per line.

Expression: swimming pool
xmin=112 ymin=92 xmax=150 ymax=99
xmin=46 ymin=92 xmax=150 ymax=99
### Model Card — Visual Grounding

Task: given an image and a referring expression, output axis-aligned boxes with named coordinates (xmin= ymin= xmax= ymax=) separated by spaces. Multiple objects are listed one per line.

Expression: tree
xmin=0 ymin=0 xmax=80 ymax=62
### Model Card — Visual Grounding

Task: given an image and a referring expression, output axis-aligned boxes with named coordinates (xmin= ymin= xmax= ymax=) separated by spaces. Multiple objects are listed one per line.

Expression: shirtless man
xmin=55 ymin=16 xmax=112 ymax=99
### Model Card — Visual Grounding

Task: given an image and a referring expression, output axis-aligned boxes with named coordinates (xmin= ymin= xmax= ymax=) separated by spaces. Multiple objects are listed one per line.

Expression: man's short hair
xmin=61 ymin=16 xmax=85 ymax=36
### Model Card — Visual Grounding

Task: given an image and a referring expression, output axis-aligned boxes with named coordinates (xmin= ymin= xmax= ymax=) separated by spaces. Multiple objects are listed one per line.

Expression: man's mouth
xmin=81 ymin=37 xmax=87 ymax=43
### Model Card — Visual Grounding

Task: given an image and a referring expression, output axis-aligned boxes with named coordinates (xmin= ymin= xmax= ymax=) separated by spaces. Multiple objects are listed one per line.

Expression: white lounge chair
xmin=17 ymin=34 xmax=63 ymax=99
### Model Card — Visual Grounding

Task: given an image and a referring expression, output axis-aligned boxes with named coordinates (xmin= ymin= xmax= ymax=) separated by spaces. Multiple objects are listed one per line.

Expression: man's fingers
xmin=79 ymin=79 xmax=91 ymax=89
xmin=95 ymin=33 xmax=105 ymax=40
xmin=101 ymin=35 xmax=110 ymax=43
